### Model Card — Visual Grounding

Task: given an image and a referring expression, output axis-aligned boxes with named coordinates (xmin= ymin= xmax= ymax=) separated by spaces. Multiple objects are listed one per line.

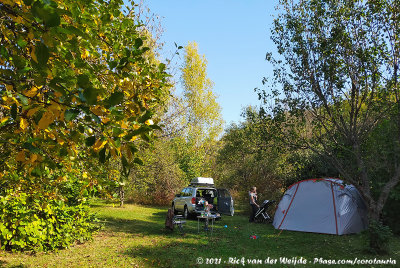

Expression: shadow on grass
xmin=123 ymin=240 xmax=203 ymax=268
xmin=118 ymin=217 xmax=391 ymax=268
xmin=0 ymin=261 xmax=27 ymax=268
xmin=97 ymin=215 xmax=168 ymax=236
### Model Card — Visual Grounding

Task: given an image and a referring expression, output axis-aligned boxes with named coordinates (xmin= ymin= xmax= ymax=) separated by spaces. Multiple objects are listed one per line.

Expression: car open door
xmin=217 ymin=189 xmax=234 ymax=216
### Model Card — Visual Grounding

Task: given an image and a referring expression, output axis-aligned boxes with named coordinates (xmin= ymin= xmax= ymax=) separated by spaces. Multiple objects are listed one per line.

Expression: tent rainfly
xmin=273 ymin=178 xmax=368 ymax=235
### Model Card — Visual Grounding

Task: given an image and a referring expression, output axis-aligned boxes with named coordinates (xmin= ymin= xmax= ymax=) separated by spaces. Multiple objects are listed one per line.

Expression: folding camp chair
xmin=173 ymin=215 xmax=186 ymax=235
xmin=165 ymin=208 xmax=186 ymax=235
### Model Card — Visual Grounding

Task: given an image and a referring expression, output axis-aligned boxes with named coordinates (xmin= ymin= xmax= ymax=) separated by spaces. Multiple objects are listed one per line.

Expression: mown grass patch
xmin=1 ymin=199 xmax=399 ymax=267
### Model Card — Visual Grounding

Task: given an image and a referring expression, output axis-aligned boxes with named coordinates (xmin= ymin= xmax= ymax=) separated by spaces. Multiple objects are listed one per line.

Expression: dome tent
xmin=273 ymin=178 xmax=368 ymax=235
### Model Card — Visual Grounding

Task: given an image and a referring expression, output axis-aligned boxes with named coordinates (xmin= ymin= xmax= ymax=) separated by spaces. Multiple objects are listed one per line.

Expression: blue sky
xmin=142 ymin=0 xmax=279 ymax=127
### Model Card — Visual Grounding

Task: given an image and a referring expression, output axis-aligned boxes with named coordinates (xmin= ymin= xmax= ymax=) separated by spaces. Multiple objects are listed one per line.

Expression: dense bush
xmin=0 ymin=191 xmax=99 ymax=252
xmin=368 ymin=220 xmax=393 ymax=255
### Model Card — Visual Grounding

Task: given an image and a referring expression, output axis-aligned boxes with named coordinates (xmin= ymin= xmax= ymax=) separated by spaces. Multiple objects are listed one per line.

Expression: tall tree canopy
xmin=177 ymin=41 xmax=224 ymax=180
xmin=260 ymin=0 xmax=399 ymax=230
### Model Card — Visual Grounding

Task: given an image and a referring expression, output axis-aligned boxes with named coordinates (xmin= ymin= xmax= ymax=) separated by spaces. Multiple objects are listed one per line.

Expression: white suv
xmin=172 ymin=177 xmax=234 ymax=219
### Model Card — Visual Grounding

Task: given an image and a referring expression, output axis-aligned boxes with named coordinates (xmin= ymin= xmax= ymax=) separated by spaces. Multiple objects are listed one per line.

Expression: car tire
xmin=183 ymin=206 xmax=189 ymax=219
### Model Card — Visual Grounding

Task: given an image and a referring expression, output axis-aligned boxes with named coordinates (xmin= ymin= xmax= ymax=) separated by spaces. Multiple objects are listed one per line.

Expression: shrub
xmin=368 ymin=220 xmax=392 ymax=255
xmin=0 ymin=191 xmax=99 ymax=252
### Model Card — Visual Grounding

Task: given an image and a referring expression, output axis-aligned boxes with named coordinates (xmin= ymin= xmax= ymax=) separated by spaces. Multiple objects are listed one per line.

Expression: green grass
xmin=1 ymin=200 xmax=399 ymax=267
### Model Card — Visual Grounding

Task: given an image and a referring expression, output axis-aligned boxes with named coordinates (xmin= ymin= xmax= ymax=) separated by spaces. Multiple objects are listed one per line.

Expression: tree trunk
xmin=119 ymin=185 xmax=125 ymax=207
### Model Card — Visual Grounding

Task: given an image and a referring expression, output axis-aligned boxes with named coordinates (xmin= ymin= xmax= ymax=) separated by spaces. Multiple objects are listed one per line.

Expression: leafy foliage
xmin=258 ymin=0 xmax=400 ymax=253
xmin=0 ymin=0 xmax=170 ymax=250
xmin=178 ymin=42 xmax=224 ymax=181
xmin=0 ymin=190 xmax=98 ymax=252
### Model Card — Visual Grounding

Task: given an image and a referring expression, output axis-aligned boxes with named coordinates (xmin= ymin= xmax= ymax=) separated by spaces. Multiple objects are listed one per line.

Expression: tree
xmin=0 ymin=0 xmax=169 ymax=250
xmin=260 ymin=0 xmax=399 ymax=253
xmin=178 ymin=41 xmax=224 ymax=180
xmin=215 ymin=107 xmax=297 ymax=202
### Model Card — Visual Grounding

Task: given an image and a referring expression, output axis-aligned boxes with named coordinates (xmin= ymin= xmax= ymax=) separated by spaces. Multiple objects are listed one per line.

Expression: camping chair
xmin=173 ymin=215 xmax=186 ymax=235
xmin=165 ymin=208 xmax=186 ymax=235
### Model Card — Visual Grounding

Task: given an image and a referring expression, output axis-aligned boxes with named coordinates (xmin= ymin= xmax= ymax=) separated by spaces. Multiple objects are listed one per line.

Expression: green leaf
xmin=18 ymin=94 xmax=29 ymax=106
xmin=59 ymin=147 xmax=68 ymax=157
xmin=108 ymin=60 xmax=118 ymax=69
xmin=17 ymin=38 xmax=28 ymax=48
xmin=83 ymin=87 xmax=98 ymax=105
xmin=134 ymin=38 xmax=143 ymax=49
xmin=133 ymin=157 xmax=143 ymax=165
xmin=129 ymin=144 xmax=138 ymax=154
xmin=77 ymin=74 xmax=90 ymax=89
xmin=121 ymin=155 xmax=128 ymax=168
xmin=140 ymin=133 xmax=151 ymax=142
xmin=0 ymin=45 xmax=9 ymax=59
xmin=31 ymin=1 xmax=60 ymax=27
xmin=85 ymin=136 xmax=96 ymax=147
xmin=112 ymin=127 xmax=122 ymax=137
xmin=106 ymin=92 xmax=124 ymax=107
xmin=11 ymin=104 xmax=18 ymax=120
xmin=138 ymin=110 xmax=153 ymax=123
xmin=64 ymin=109 xmax=79 ymax=121
xmin=23 ymin=142 xmax=40 ymax=153
xmin=35 ymin=42 xmax=49 ymax=66
xmin=31 ymin=167 xmax=42 ymax=177
xmin=124 ymin=126 xmax=149 ymax=141
xmin=23 ymin=0 xmax=33 ymax=6
xmin=78 ymin=124 xmax=85 ymax=133
xmin=158 ymin=63 xmax=166 ymax=72
xmin=43 ymin=11 xmax=60 ymax=27
xmin=99 ymin=147 xmax=106 ymax=163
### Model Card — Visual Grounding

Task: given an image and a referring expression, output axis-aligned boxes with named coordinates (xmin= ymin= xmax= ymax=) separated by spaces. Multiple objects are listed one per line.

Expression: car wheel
xmin=183 ymin=206 xmax=189 ymax=219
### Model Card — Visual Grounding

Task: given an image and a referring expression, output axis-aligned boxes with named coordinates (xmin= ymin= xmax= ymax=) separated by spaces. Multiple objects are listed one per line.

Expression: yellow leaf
xmin=130 ymin=136 xmax=138 ymax=142
xmin=2 ymin=0 xmax=15 ymax=6
xmin=5 ymin=84 xmax=13 ymax=91
xmin=31 ymin=47 xmax=37 ymax=63
xmin=81 ymin=49 xmax=89 ymax=59
xmin=145 ymin=119 xmax=153 ymax=126
xmin=91 ymin=106 xmax=104 ymax=116
xmin=28 ymin=30 xmax=34 ymax=40
xmin=30 ymin=154 xmax=38 ymax=163
xmin=27 ymin=107 xmax=40 ymax=117
xmin=120 ymin=121 xmax=128 ymax=129
xmin=24 ymin=86 xmax=38 ymax=98
xmin=20 ymin=118 xmax=28 ymax=130
xmin=48 ymin=103 xmax=61 ymax=119
xmin=16 ymin=151 xmax=25 ymax=162
xmin=110 ymin=148 xmax=117 ymax=157
xmin=47 ymin=131 xmax=56 ymax=140
xmin=1 ymin=117 xmax=9 ymax=124
xmin=93 ymin=139 xmax=107 ymax=152
xmin=38 ymin=111 xmax=55 ymax=129
xmin=101 ymin=117 xmax=110 ymax=124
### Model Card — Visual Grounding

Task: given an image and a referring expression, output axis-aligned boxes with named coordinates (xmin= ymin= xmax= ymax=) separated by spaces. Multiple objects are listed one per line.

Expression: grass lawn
xmin=1 ymin=200 xmax=399 ymax=267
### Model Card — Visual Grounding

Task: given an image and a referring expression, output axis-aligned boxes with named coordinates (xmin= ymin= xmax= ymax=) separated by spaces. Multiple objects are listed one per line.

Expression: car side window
xmin=187 ymin=188 xmax=193 ymax=197
xmin=181 ymin=188 xmax=187 ymax=196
